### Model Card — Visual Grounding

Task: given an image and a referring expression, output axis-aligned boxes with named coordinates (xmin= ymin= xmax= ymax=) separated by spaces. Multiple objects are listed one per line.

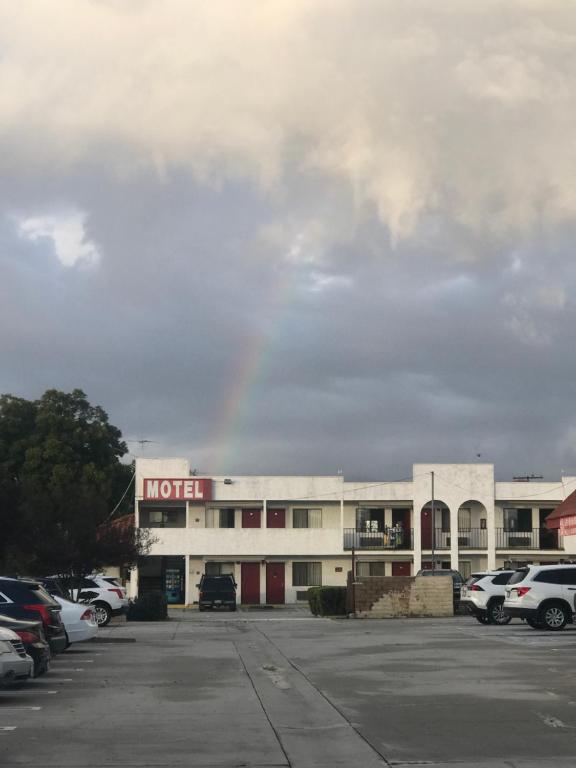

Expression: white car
xmin=45 ymin=574 xmax=128 ymax=627
xmin=0 ymin=627 xmax=33 ymax=685
xmin=504 ymin=563 xmax=576 ymax=630
xmin=460 ymin=570 xmax=515 ymax=625
xmin=54 ymin=596 xmax=98 ymax=644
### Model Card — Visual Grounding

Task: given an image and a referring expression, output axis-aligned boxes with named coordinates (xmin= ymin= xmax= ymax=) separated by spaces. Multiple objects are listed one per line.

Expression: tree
xmin=0 ymin=388 xmax=152 ymax=577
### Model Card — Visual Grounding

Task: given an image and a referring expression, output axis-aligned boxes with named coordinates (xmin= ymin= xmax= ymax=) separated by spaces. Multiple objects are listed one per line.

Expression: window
xmin=441 ymin=509 xmax=450 ymax=532
xmin=293 ymin=508 xmax=322 ymax=529
xmin=206 ymin=508 xmax=236 ymax=528
xmin=141 ymin=505 xmax=186 ymax=528
xmin=205 ymin=562 xmax=235 ymax=576
xmin=558 ymin=568 xmax=576 ymax=585
xmin=0 ymin=591 xmax=11 ymax=604
xmin=458 ymin=561 xmax=471 ymax=579
xmin=534 ymin=569 xmax=563 ymax=584
xmin=458 ymin=508 xmax=471 ymax=531
xmin=356 ymin=508 xmax=384 ymax=533
xmin=292 ymin=562 xmax=322 ymax=586
xmin=503 ymin=508 xmax=532 ymax=532
xmin=356 ymin=561 xmax=385 ymax=577
xmin=492 ymin=572 xmax=513 ymax=585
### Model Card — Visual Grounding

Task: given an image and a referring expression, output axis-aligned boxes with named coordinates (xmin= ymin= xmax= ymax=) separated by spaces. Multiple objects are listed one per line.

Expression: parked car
xmin=44 ymin=574 xmax=128 ymax=627
xmin=504 ymin=564 xmax=576 ymax=630
xmin=53 ymin=596 xmax=98 ymax=644
xmin=0 ymin=577 xmax=67 ymax=655
xmin=460 ymin=570 xmax=515 ymax=625
xmin=0 ymin=614 xmax=50 ymax=676
xmin=416 ymin=568 xmax=464 ymax=605
xmin=0 ymin=626 xmax=33 ymax=685
xmin=197 ymin=575 xmax=237 ymax=611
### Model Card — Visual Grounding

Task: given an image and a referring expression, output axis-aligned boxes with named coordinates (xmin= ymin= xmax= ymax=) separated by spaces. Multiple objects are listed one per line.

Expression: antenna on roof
xmin=512 ymin=474 xmax=543 ymax=482
xmin=126 ymin=439 xmax=158 ymax=453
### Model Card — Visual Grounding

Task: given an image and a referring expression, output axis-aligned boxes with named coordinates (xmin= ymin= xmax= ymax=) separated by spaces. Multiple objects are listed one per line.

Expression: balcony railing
xmin=424 ymin=528 xmax=488 ymax=549
xmin=343 ymin=528 xmax=413 ymax=551
xmin=496 ymin=528 xmax=563 ymax=550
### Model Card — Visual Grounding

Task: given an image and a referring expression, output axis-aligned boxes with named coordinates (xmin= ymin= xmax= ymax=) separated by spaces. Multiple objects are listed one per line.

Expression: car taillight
xmin=516 ymin=587 xmax=531 ymax=597
xmin=16 ymin=630 xmax=41 ymax=644
xmin=80 ymin=608 xmax=95 ymax=621
xmin=23 ymin=603 xmax=52 ymax=624
xmin=470 ymin=584 xmax=484 ymax=591
xmin=108 ymin=588 xmax=124 ymax=598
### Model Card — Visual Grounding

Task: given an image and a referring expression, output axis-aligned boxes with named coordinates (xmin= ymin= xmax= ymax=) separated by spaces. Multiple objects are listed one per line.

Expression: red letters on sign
xmin=143 ymin=478 xmax=212 ymax=501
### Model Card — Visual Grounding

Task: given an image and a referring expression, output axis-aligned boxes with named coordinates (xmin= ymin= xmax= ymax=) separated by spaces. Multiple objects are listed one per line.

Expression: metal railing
xmin=343 ymin=528 xmax=413 ymax=551
xmin=496 ymin=528 xmax=563 ymax=550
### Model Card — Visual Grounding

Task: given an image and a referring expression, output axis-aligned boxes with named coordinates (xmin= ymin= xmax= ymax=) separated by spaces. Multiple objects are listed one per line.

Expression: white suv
xmin=504 ymin=564 xmax=576 ymax=631
xmin=44 ymin=574 xmax=128 ymax=627
xmin=460 ymin=570 xmax=515 ymax=625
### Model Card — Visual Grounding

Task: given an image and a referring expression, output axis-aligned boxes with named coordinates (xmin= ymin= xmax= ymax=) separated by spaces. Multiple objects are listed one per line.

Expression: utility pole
xmin=431 ymin=471 xmax=435 ymax=573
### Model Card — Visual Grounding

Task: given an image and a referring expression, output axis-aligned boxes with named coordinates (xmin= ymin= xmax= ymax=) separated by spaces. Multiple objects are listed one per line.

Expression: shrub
xmin=307 ymin=587 xmax=321 ymax=615
xmin=127 ymin=590 xmax=168 ymax=621
xmin=307 ymin=586 xmax=347 ymax=616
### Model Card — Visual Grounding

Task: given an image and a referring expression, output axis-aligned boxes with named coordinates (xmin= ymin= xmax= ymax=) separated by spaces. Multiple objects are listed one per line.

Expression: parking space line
xmin=0 ymin=706 xmax=42 ymax=711
xmin=28 ymin=678 xmax=74 ymax=683
xmin=0 ymin=727 xmax=17 ymax=731
xmin=53 ymin=668 xmax=84 ymax=672
xmin=0 ymin=690 xmax=59 ymax=696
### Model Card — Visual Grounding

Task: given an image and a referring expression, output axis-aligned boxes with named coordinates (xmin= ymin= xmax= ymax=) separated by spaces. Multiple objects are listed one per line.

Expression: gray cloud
xmin=1 ymin=3 xmax=576 ymax=481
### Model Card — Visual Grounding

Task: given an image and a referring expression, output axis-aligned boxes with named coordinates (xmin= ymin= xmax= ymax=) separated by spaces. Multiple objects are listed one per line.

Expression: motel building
xmin=130 ymin=458 xmax=576 ymax=606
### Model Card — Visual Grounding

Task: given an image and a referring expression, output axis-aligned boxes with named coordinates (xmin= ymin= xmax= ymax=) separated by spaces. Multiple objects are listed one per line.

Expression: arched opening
xmin=457 ymin=500 xmax=487 ymax=549
xmin=421 ymin=500 xmax=449 ymax=550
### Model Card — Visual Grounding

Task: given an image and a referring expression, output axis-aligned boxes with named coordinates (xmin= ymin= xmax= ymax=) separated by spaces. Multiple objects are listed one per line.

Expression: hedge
xmin=307 ymin=586 xmax=347 ymax=616
xmin=127 ymin=590 xmax=168 ymax=621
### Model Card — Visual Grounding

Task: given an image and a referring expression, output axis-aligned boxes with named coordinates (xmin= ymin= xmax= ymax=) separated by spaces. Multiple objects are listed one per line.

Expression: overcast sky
xmin=2 ymin=1 xmax=576 ymax=481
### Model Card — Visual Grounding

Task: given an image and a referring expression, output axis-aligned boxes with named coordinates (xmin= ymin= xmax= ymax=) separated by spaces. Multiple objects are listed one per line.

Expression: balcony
xmin=343 ymin=528 xmax=413 ymax=551
xmin=424 ymin=529 xmax=487 ymax=549
xmin=496 ymin=528 xmax=563 ymax=550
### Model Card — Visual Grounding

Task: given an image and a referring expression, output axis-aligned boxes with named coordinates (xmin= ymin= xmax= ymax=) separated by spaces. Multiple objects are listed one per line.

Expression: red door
xmin=241 ymin=563 xmax=260 ymax=604
xmin=421 ymin=508 xmax=432 ymax=549
xmin=392 ymin=561 xmax=411 ymax=576
xmin=266 ymin=508 xmax=285 ymax=528
xmin=266 ymin=562 xmax=285 ymax=604
xmin=242 ymin=508 xmax=261 ymax=528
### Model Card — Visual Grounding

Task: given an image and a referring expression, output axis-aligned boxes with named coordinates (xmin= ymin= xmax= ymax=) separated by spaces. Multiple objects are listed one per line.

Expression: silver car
xmin=0 ymin=627 xmax=33 ymax=685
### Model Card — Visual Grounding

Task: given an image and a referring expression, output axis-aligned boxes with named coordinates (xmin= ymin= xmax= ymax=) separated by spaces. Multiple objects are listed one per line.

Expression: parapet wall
xmin=349 ymin=575 xmax=453 ymax=618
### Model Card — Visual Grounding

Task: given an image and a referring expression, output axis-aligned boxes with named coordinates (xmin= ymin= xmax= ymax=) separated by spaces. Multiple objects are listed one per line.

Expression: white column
xmin=128 ymin=566 xmax=138 ymax=599
xmin=184 ymin=555 xmax=191 ymax=605
xmin=450 ymin=505 xmax=459 ymax=570
xmin=487 ymin=500 xmax=496 ymax=569
xmin=185 ymin=502 xmax=190 ymax=528
xmin=263 ymin=498 xmax=268 ymax=527
xmin=260 ymin=562 xmax=266 ymax=604
xmin=413 ymin=506 xmax=422 ymax=572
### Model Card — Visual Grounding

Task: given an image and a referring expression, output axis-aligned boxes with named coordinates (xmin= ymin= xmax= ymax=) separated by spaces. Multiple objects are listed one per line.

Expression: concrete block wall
xmin=351 ymin=575 xmax=453 ymax=618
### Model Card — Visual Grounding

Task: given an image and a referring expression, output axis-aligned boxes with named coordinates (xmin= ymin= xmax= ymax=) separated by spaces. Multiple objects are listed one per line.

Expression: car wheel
xmin=93 ymin=602 xmax=112 ymax=627
xmin=538 ymin=602 xmax=568 ymax=631
xmin=488 ymin=600 xmax=511 ymax=625
xmin=525 ymin=617 xmax=543 ymax=629
xmin=475 ymin=613 xmax=489 ymax=624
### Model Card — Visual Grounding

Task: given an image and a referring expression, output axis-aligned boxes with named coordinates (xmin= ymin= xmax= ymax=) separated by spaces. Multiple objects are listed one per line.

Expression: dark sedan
xmin=0 ymin=577 xmax=67 ymax=655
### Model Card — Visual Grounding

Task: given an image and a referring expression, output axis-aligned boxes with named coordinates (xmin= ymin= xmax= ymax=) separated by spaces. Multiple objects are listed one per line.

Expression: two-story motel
xmin=130 ymin=458 xmax=576 ymax=605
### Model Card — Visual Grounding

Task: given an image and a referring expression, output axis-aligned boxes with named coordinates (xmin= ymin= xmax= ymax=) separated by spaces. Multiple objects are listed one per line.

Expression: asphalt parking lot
xmin=3 ymin=610 xmax=576 ymax=768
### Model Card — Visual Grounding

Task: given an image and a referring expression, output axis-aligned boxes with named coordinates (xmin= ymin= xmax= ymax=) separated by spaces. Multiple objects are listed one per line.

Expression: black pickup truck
xmin=197 ymin=575 xmax=237 ymax=611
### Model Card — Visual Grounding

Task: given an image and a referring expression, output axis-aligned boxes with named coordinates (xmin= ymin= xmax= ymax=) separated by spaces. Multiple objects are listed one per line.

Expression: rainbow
xmin=206 ymin=266 xmax=292 ymax=473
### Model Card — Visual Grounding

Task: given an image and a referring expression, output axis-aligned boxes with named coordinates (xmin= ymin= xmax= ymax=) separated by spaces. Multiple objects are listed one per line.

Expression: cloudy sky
xmin=2 ymin=1 xmax=576 ymax=480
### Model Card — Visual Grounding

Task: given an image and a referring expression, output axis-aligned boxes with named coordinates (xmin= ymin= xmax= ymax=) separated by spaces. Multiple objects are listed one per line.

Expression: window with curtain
xmin=292 ymin=508 xmax=322 ymax=528
xmin=356 ymin=561 xmax=385 ymax=577
xmin=292 ymin=562 xmax=322 ymax=586
xmin=355 ymin=508 xmax=385 ymax=532
xmin=205 ymin=508 xmax=235 ymax=528
xmin=503 ymin=508 xmax=532 ymax=532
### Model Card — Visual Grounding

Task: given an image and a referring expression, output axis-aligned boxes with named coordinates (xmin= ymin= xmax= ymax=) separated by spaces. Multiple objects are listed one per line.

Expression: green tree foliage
xmin=0 ymin=388 xmax=151 ymax=576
